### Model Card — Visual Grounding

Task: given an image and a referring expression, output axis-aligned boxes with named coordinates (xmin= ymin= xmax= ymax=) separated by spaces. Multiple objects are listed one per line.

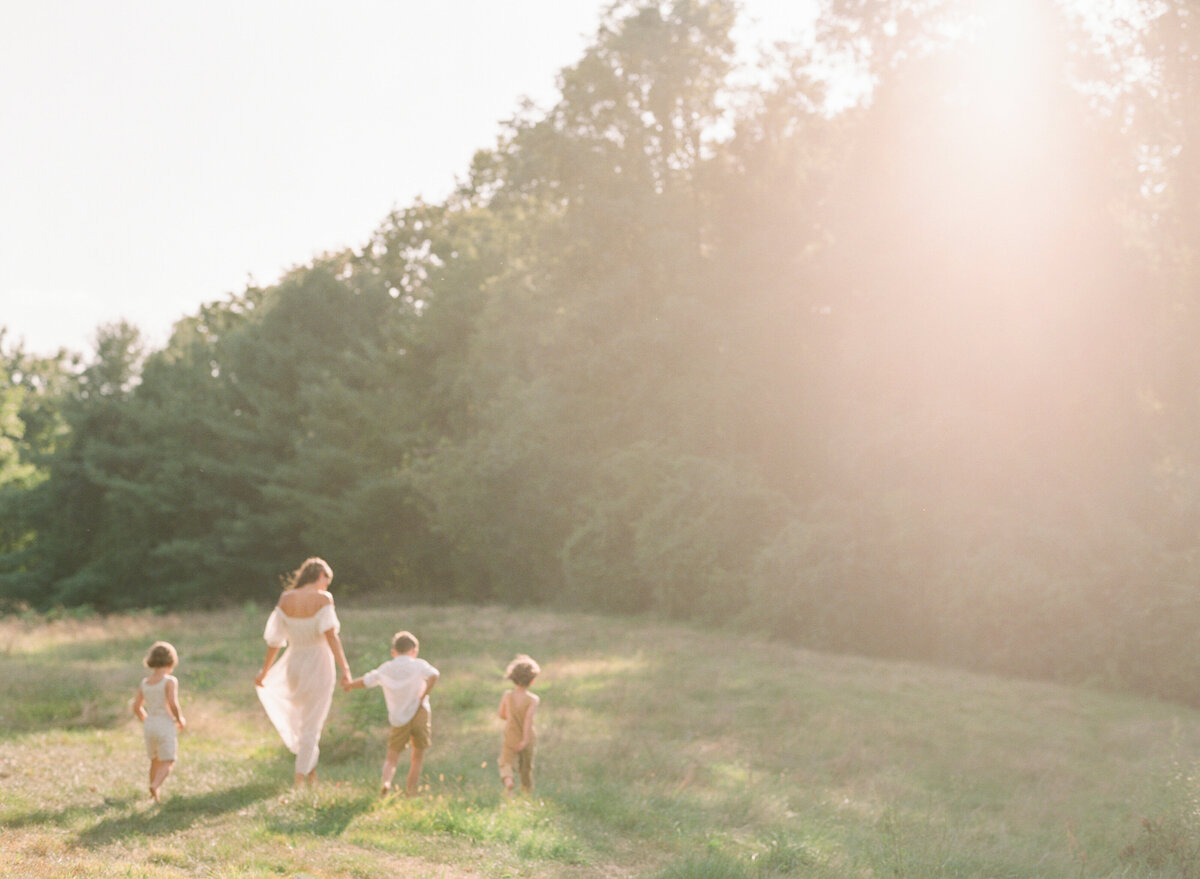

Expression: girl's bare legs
xmin=149 ymin=759 xmax=174 ymax=801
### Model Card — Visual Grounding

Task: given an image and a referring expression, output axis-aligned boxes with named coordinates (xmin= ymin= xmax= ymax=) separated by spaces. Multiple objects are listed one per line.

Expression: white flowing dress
xmin=256 ymin=603 xmax=340 ymax=775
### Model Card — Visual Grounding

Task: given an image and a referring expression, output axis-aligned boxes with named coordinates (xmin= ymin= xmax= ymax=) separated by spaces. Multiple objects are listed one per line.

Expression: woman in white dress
xmin=254 ymin=557 xmax=353 ymax=788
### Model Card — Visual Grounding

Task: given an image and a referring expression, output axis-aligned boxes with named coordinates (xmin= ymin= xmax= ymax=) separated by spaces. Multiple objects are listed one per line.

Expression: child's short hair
xmin=391 ymin=631 xmax=419 ymax=654
xmin=144 ymin=641 xmax=178 ymax=669
xmin=505 ymin=654 xmax=540 ymax=687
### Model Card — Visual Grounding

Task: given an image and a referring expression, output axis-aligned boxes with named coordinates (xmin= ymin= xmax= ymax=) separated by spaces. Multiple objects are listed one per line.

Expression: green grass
xmin=2 ymin=603 xmax=1200 ymax=877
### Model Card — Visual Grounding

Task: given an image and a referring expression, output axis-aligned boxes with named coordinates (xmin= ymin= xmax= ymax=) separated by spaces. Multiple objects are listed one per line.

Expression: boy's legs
xmin=383 ymin=718 xmax=416 ymax=795
xmin=517 ymin=746 xmax=534 ymax=793
xmin=380 ymin=747 xmax=403 ymax=795
xmin=406 ymin=746 xmax=426 ymax=796
xmin=404 ymin=706 xmax=432 ymax=796
xmin=380 ymin=707 xmax=430 ymax=796
xmin=498 ymin=745 xmax=516 ymax=795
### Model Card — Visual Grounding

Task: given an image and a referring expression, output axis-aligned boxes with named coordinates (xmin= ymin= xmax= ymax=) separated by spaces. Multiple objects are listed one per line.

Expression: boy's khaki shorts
xmin=388 ymin=705 xmax=431 ymax=753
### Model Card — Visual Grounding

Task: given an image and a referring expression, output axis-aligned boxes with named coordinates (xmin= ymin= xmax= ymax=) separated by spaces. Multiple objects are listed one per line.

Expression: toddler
xmin=131 ymin=641 xmax=187 ymax=802
xmin=497 ymin=654 xmax=540 ymax=795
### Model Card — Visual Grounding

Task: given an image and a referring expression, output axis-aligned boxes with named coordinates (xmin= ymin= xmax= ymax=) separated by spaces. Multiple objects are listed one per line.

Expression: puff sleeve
xmin=263 ymin=607 xmax=288 ymax=648
xmin=315 ymin=602 xmax=340 ymax=636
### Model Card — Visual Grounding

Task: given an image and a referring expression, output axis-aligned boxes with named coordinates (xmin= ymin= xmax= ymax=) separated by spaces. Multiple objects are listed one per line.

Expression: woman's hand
xmin=257 ymin=647 xmax=280 ymax=688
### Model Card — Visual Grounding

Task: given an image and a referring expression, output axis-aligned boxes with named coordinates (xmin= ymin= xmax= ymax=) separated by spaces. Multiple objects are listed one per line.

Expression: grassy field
xmin=3 ymin=603 xmax=1200 ymax=878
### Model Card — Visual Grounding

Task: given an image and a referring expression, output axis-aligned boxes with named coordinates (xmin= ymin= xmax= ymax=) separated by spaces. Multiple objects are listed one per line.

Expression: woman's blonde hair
xmin=284 ymin=557 xmax=333 ymax=590
xmin=144 ymin=641 xmax=178 ymax=669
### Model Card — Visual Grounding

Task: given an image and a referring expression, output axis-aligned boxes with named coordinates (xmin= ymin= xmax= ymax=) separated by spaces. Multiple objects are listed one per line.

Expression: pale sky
xmin=1 ymin=1 xmax=817 ymax=358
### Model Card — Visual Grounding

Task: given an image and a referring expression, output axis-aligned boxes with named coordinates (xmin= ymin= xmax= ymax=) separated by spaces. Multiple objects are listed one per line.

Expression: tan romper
xmin=499 ymin=691 xmax=536 ymax=790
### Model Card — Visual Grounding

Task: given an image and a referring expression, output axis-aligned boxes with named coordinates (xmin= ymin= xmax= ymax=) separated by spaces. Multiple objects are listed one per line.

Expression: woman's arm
xmin=324 ymin=628 xmax=352 ymax=686
xmin=255 ymin=646 xmax=280 ymax=687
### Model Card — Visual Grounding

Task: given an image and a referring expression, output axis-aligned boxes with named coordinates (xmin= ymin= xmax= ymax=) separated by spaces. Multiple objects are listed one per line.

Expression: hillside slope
xmin=2 ymin=604 xmax=1198 ymax=877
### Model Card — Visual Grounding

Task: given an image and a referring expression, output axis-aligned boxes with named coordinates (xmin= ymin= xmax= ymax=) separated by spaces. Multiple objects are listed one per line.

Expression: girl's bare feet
xmin=149 ymin=786 xmax=160 ymax=803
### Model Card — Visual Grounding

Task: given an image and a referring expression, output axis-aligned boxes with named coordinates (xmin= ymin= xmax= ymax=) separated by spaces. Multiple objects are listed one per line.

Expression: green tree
xmin=410 ymin=0 xmax=753 ymax=607
xmin=0 ymin=333 xmax=72 ymax=594
xmin=0 ymin=323 xmax=144 ymax=607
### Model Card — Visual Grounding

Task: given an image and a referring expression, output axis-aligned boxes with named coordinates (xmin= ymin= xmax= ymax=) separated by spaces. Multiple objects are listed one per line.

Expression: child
xmin=497 ymin=654 xmax=540 ymax=796
xmin=344 ymin=630 xmax=439 ymax=796
xmin=131 ymin=641 xmax=187 ymax=802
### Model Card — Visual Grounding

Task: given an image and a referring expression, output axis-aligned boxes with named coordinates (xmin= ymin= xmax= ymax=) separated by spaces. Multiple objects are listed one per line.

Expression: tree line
xmin=4 ymin=0 xmax=1200 ymax=703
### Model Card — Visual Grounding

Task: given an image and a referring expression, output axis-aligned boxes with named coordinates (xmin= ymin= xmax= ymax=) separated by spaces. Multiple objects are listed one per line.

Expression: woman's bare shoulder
xmin=277 ymin=589 xmax=333 ymax=617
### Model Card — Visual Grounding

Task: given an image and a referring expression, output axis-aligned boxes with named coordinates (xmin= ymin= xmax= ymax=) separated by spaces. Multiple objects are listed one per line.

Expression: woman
xmin=255 ymin=557 xmax=352 ymax=788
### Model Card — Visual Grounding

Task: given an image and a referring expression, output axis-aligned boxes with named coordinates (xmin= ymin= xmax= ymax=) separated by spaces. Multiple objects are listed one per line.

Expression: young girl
xmin=132 ymin=641 xmax=187 ymax=802
xmin=497 ymin=654 xmax=540 ymax=795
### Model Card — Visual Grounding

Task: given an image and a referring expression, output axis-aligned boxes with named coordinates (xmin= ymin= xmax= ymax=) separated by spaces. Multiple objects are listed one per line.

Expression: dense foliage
xmin=4 ymin=0 xmax=1200 ymax=702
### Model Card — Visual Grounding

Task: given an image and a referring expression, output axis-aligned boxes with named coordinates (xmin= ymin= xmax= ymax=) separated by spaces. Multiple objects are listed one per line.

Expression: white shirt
xmin=362 ymin=654 xmax=439 ymax=726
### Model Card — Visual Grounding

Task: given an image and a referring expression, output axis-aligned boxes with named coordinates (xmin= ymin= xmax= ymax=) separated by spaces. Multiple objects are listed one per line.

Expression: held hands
xmin=254 ymin=670 xmax=268 ymax=688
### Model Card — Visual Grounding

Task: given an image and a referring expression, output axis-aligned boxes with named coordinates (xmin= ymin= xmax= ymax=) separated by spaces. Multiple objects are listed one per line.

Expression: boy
xmin=344 ymin=630 xmax=438 ymax=796
xmin=497 ymin=654 xmax=540 ymax=795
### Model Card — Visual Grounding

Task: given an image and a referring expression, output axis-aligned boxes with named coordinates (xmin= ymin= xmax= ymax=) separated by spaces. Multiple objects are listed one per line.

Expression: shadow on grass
xmin=73 ymin=782 xmax=280 ymax=847
xmin=263 ymin=795 xmax=377 ymax=838
xmin=1 ymin=793 xmax=142 ymax=832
